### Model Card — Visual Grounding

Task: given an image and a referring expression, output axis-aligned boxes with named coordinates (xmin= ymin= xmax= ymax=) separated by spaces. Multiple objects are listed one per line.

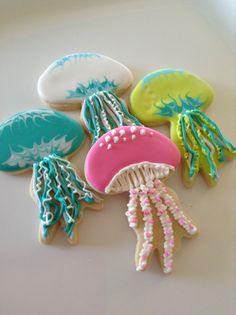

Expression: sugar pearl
xmin=113 ymin=136 xmax=119 ymax=143
xmin=105 ymin=135 xmax=111 ymax=142
xmin=99 ymin=143 xmax=104 ymax=148
xmin=130 ymin=126 xmax=137 ymax=133
xmin=140 ymin=128 xmax=146 ymax=135
xmin=119 ymin=129 xmax=125 ymax=136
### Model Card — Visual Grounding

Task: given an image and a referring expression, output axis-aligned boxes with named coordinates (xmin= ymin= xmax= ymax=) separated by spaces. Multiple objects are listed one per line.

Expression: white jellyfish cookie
xmin=85 ymin=126 xmax=198 ymax=274
xmin=38 ymin=52 xmax=141 ymax=144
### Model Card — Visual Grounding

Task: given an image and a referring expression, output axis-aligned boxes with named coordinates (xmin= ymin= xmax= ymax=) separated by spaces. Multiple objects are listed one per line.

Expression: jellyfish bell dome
xmin=37 ymin=52 xmax=133 ymax=108
xmin=85 ymin=126 xmax=181 ymax=194
xmin=130 ymin=69 xmax=214 ymax=124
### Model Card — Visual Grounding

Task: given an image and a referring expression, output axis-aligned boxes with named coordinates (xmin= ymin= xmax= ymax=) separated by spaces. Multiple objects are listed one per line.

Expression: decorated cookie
xmin=0 ymin=109 xmax=102 ymax=244
xmin=130 ymin=69 xmax=236 ymax=187
xmin=85 ymin=126 xmax=197 ymax=273
xmin=37 ymin=52 xmax=141 ymax=144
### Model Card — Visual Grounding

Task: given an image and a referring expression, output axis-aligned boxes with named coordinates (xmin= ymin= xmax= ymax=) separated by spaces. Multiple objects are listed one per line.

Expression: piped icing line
xmin=33 ymin=154 xmax=97 ymax=239
xmin=148 ymin=180 xmax=174 ymax=274
xmin=105 ymin=162 xmax=174 ymax=193
xmin=126 ymin=188 xmax=139 ymax=228
xmin=82 ymin=90 xmax=141 ymax=144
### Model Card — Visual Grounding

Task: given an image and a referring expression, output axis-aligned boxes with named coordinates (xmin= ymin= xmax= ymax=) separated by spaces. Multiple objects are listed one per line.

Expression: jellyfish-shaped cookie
xmin=38 ymin=52 xmax=141 ymax=144
xmin=85 ymin=126 xmax=197 ymax=273
xmin=0 ymin=109 xmax=102 ymax=244
xmin=130 ymin=69 xmax=236 ymax=187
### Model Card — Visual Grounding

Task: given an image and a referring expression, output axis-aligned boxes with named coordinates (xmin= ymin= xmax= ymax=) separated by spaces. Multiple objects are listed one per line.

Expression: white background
xmin=0 ymin=1 xmax=235 ymax=314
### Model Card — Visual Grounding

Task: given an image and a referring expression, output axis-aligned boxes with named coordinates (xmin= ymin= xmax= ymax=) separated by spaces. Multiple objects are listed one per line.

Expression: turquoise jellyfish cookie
xmin=130 ymin=69 xmax=236 ymax=187
xmin=37 ymin=52 xmax=141 ymax=144
xmin=0 ymin=109 xmax=102 ymax=244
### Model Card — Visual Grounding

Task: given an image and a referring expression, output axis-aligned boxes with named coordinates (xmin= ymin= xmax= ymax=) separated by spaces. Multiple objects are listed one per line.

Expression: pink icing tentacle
xmin=148 ymin=181 xmax=174 ymax=274
xmin=126 ymin=188 xmax=139 ymax=228
xmin=136 ymin=185 xmax=154 ymax=271
xmin=155 ymin=181 xmax=198 ymax=236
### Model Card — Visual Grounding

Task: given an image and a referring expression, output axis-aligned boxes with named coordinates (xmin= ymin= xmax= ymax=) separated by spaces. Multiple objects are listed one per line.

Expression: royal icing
xmin=85 ymin=126 xmax=197 ymax=273
xmin=0 ymin=109 xmax=84 ymax=172
xmin=81 ymin=90 xmax=141 ymax=144
xmin=37 ymin=53 xmax=133 ymax=105
xmin=0 ymin=109 xmax=101 ymax=243
xmin=85 ymin=126 xmax=180 ymax=193
xmin=130 ymin=69 xmax=236 ymax=186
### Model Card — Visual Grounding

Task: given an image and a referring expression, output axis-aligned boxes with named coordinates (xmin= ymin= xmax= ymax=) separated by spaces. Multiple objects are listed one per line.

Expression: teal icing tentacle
xmin=192 ymin=110 xmax=236 ymax=152
xmin=105 ymin=91 xmax=142 ymax=126
xmin=186 ymin=112 xmax=218 ymax=179
xmin=33 ymin=154 xmax=96 ymax=239
xmin=179 ymin=116 xmax=197 ymax=177
xmin=82 ymin=91 xmax=142 ymax=144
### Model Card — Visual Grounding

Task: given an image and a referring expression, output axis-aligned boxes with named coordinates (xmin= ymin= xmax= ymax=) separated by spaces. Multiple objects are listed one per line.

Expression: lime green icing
xmin=130 ymin=69 xmax=236 ymax=185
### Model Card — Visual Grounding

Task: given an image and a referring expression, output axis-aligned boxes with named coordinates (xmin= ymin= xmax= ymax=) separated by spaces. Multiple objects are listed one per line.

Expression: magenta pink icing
xmin=85 ymin=126 xmax=181 ymax=193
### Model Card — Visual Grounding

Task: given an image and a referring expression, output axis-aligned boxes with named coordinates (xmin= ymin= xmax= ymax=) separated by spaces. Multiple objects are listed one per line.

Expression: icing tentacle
xmin=82 ymin=91 xmax=141 ymax=144
xmin=33 ymin=154 xmax=96 ymax=239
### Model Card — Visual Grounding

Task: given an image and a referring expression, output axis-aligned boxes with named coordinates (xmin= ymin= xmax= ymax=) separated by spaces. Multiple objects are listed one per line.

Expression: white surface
xmin=0 ymin=1 xmax=236 ymax=315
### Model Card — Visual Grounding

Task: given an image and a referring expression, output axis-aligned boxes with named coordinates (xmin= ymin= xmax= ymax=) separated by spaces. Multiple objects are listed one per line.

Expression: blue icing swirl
xmin=155 ymin=94 xmax=205 ymax=117
xmin=53 ymin=53 xmax=101 ymax=68
xmin=66 ymin=77 xmax=118 ymax=99
xmin=142 ymin=69 xmax=185 ymax=86
xmin=0 ymin=109 xmax=84 ymax=172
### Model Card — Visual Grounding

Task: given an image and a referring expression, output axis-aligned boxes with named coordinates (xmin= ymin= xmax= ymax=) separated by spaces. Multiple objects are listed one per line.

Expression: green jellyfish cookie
xmin=130 ymin=69 xmax=236 ymax=187
xmin=0 ymin=109 xmax=102 ymax=244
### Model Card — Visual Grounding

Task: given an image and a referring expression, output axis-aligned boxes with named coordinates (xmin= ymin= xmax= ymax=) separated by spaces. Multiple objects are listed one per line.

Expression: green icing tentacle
xmin=178 ymin=115 xmax=199 ymax=178
xmin=186 ymin=112 xmax=218 ymax=179
xmin=192 ymin=110 xmax=236 ymax=154
xmin=33 ymin=154 xmax=96 ymax=239
xmin=82 ymin=91 xmax=142 ymax=144
xmin=191 ymin=112 xmax=225 ymax=162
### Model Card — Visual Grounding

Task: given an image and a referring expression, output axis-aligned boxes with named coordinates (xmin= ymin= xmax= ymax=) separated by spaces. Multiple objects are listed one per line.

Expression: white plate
xmin=0 ymin=1 xmax=235 ymax=315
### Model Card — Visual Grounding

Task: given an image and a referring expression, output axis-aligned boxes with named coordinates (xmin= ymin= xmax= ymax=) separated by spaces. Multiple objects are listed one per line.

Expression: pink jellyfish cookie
xmin=37 ymin=52 xmax=141 ymax=144
xmin=85 ymin=126 xmax=198 ymax=273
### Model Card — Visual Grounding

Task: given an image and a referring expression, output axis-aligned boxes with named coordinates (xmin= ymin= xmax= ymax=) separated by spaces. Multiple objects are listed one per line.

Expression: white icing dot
xmin=140 ymin=129 xmax=146 ymax=135
xmin=111 ymin=130 xmax=116 ymax=136
xmin=107 ymin=144 xmax=112 ymax=150
xmin=105 ymin=135 xmax=111 ymax=142
xmin=113 ymin=136 xmax=119 ymax=143
xmin=130 ymin=126 xmax=137 ymax=133
xmin=99 ymin=143 xmax=104 ymax=148
xmin=123 ymin=137 xmax=127 ymax=141
xmin=119 ymin=129 xmax=125 ymax=136
xmin=131 ymin=135 xmax=136 ymax=140
xmin=150 ymin=132 xmax=154 ymax=136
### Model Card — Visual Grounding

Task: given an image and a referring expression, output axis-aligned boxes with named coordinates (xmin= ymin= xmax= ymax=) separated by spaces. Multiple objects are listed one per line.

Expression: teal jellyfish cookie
xmin=130 ymin=69 xmax=236 ymax=187
xmin=0 ymin=109 xmax=103 ymax=244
